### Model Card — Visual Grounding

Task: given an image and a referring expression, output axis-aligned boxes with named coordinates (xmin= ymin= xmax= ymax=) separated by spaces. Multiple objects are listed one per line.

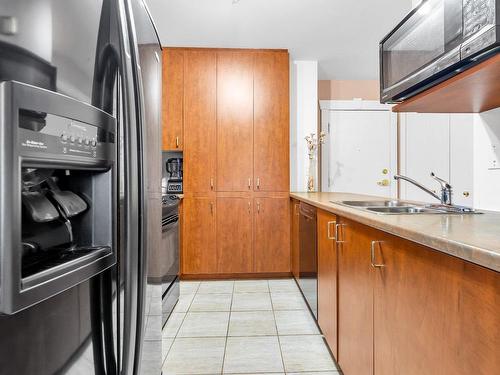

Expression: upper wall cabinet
xmin=216 ymin=51 xmax=254 ymax=192
xmin=254 ymin=51 xmax=290 ymax=191
xmin=162 ymin=49 xmax=184 ymax=150
xmin=183 ymin=50 xmax=217 ymax=195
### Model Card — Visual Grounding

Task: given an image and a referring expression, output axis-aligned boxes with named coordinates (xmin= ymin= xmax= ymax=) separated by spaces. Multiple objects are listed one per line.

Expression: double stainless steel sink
xmin=336 ymin=200 xmax=478 ymax=215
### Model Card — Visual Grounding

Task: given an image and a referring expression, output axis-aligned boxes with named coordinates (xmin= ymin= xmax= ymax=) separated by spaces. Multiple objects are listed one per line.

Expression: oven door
xmin=380 ymin=0 xmax=463 ymax=102
xmin=161 ymin=213 xmax=180 ymax=325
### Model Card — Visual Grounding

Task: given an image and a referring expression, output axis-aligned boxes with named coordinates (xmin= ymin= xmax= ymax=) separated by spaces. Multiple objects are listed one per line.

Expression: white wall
xmin=473 ymin=109 xmax=500 ymax=210
xmin=290 ymin=61 xmax=318 ymax=192
xmin=400 ymin=111 xmax=500 ymax=211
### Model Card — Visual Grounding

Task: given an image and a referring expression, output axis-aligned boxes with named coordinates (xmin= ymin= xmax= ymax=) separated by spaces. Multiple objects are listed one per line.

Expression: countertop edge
xmin=290 ymin=193 xmax=500 ymax=273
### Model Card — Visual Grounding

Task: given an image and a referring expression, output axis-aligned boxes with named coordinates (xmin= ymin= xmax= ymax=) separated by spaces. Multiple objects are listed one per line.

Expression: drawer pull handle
xmin=371 ymin=241 xmax=385 ymax=268
xmin=335 ymin=223 xmax=346 ymax=243
xmin=327 ymin=221 xmax=336 ymax=240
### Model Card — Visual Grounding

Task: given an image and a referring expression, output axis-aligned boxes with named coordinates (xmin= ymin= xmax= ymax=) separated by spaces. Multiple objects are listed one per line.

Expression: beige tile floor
xmin=162 ymin=279 xmax=341 ymax=375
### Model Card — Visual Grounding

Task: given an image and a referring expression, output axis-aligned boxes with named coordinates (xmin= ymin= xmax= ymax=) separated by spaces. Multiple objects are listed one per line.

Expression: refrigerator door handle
xmin=117 ymin=0 xmax=148 ymax=374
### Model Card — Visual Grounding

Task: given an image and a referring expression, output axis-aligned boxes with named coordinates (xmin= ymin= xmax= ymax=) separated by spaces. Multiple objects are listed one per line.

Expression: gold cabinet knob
xmin=463 ymin=191 xmax=470 ymax=197
xmin=382 ymin=168 xmax=389 ymax=175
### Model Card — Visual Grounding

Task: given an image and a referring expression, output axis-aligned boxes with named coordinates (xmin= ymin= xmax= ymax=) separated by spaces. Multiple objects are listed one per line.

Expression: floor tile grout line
xmin=163 ymin=281 xmax=198 ymax=368
xmin=220 ymin=280 xmax=235 ymax=374
xmin=270 ymin=280 xmax=287 ymax=374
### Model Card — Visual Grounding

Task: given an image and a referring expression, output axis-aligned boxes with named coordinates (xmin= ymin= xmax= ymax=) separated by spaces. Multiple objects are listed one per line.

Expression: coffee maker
xmin=166 ymin=158 xmax=183 ymax=194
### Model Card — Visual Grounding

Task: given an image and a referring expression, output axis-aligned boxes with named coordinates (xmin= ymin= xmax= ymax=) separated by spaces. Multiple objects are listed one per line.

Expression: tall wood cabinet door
xmin=216 ymin=197 xmax=253 ymax=273
xmin=374 ymin=234 xmax=500 ymax=375
xmin=184 ymin=50 xmax=217 ymax=194
xmin=216 ymin=51 xmax=254 ymax=192
xmin=182 ymin=198 xmax=217 ymax=274
xmin=317 ymin=210 xmax=338 ymax=359
xmin=290 ymin=199 xmax=300 ymax=279
xmin=254 ymin=197 xmax=290 ymax=273
xmin=162 ymin=49 xmax=184 ymax=151
xmin=253 ymin=51 xmax=290 ymax=192
xmin=338 ymin=218 xmax=377 ymax=375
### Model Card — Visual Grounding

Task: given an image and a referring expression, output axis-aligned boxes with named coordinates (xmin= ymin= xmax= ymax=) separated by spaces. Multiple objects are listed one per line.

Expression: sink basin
xmin=338 ymin=200 xmax=413 ymax=208
xmin=335 ymin=199 xmax=479 ymax=215
xmin=365 ymin=206 xmax=446 ymax=214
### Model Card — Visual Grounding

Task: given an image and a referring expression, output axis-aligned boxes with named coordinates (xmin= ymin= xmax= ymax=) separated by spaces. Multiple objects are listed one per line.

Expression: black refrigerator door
xmin=0 ymin=0 xmax=142 ymax=374
xmin=126 ymin=1 xmax=165 ymax=374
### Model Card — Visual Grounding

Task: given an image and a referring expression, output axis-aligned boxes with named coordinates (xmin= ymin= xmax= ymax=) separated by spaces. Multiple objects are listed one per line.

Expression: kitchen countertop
xmin=291 ymin=192 xmax=500 ymax=273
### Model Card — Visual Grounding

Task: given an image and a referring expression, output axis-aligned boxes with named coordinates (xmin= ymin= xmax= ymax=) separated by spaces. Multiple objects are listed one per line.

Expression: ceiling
xmin=145 ymin=0 xmax=412 ymax=80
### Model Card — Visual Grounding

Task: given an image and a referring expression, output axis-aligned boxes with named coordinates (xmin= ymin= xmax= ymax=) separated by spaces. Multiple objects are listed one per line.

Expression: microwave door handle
xmin=117 ymin=0 xmax=148 ymax=373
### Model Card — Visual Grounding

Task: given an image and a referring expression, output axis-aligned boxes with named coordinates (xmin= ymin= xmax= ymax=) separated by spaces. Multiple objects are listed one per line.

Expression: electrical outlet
xmin=488 ymin=143 xmax=500 ymax=170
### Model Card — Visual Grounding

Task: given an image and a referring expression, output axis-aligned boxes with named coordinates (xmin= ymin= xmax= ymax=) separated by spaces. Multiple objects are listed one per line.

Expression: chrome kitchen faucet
xmin=394 ymin=172 xmax=453 ymax=206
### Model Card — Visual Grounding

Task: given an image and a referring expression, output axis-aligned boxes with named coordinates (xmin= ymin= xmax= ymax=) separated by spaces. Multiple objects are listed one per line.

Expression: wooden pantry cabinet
xmin=183 ymin=50 xmax=217 ymax=194
xmin=182 ymin=197 xmax=217 ymax=275
xmin=254 ymin=196 xmax=290 ymax=273
xmin=162 ymin=48 xmax=290 ymax=277
xmin=216 ymin=196 xmax=254 ymax=274
xmin=216 ymin=51 xmax=254 ymax=192
xmin=162 ymin=49 xmax=184 ymax=150
xmin=253 ymin=51 xmax=290 ymax=192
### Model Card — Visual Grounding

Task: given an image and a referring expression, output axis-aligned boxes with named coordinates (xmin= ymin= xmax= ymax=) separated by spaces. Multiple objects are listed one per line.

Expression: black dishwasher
xmin=298 ymin=202 xmax=318 ymax=318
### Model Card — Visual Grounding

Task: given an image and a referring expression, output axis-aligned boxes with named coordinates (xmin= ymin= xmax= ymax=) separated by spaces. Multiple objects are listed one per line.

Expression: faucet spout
xmin=394 ymin=174 xmax=445 ymax=203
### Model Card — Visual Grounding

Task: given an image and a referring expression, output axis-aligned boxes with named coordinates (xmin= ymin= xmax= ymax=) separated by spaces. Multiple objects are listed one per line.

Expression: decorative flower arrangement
xmin=305 ymin=131 xmax=326 ymax=191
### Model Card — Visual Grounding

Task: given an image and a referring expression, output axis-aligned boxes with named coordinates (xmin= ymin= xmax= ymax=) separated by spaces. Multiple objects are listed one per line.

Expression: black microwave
xmin=380 ymin=0 xmax=500 ymax=103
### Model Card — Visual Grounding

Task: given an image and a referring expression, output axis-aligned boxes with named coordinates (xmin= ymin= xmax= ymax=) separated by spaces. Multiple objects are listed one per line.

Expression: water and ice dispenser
xmin=0 ymin=81 xmax=117 ymax=314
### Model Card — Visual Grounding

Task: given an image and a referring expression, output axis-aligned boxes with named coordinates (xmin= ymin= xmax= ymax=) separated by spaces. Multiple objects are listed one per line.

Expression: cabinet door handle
xmin=257 ymin=202 xmax=261 ymax=213
xmin=248 ymin=201 xmax=251 ymax=213
xmin=210 ymin=202 xmax=214 ymax=215
xmin=335 ymin=223 xmax=346 ymax=243
xmin=294 ymin=203 xmax=299 ymax=216
xmin=210 ymin=178 xmax=214 ymax=190
xmin=370 ymin=241 xmax=385 ymax=268
xmin=256 ymin=177 xmax=260 ymax=189
xmin=248 ymin=178 xmax=251 ymax=189
xmin=327 ymin=221 xmax=336 ymax=240
xmin=175 ymin=136 xmax=179 ymax=148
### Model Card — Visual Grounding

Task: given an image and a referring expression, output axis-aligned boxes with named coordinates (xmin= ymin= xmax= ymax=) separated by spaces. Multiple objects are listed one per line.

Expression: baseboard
xmin=180 ymin=272 xmax=292 ymax=280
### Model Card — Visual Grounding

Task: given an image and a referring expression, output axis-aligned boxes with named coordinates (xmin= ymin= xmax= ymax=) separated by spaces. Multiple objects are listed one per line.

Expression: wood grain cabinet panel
xmin=216 ymin=51 xmax=254 ymax=192
xmin=290 ymin=199 xmax=300 ymax=280
xmin=373 ymin=233 xmax=500 ymax=375
xmin=162 ymin=49 xmax=184 ymax=151
xmin=317 ymin=209 xmax=338 ymax=360
xmin=337 ymin=218 xmax=379 ymax=375
xmin=254 ymin=197 xmax=290 ymax=273
xmin=216 ymin=197 xmax=253 ymax=273
xmin=253 ymin=51 xmax=290 ymax=192
xmin=182 ymin=197 xmax=217 ymax=274
xmin=183 ymin=50 xmax=217 ymax=194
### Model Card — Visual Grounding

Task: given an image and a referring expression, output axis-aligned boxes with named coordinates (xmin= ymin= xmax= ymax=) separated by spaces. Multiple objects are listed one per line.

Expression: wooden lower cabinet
xmin=317 ymin=210 xmax=338 ymax=359
xmin=290 ymin=199 xmax=300 ymax=279
xmin=337 ymin=217 xmax=380 ymax=375
xmin=333 ymin=215 xmax=500 ymax=375
xmin=216 ymin=197 xmax=253 ymax=273
xmin=182 ymin=197 xmax=217 ymax=275
xmin=374 ymin=231 xmax=500 ymax=375
xmin=254 ymin=197 xmax=290 ymax=273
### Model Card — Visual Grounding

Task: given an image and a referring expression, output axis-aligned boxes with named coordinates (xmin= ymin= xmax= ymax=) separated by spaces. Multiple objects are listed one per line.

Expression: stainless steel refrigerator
xmin=0 ymin=0 xmax=163 ymax=374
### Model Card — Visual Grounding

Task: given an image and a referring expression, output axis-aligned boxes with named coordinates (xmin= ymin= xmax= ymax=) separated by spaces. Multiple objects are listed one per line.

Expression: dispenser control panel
xmin=18 ymin=110 xmax=115 ymax=166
